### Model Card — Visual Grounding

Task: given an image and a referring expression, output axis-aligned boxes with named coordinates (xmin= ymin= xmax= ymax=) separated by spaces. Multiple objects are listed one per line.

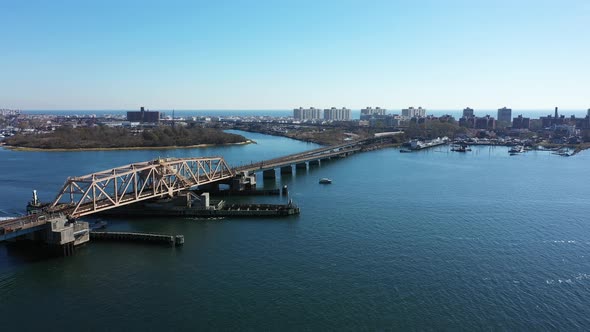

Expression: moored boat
xmin=508 ymin=145 xmax=525 ymax=154
xmin=451 ymin=144 xmax=471 ymax=152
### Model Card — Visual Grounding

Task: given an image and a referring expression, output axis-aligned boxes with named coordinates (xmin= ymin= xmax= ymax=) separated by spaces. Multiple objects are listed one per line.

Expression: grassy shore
xmin=3 ymin=140 xmax=253 ymax=152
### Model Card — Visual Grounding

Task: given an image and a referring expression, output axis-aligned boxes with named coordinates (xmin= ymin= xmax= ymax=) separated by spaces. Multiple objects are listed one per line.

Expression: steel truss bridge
xmin=0 ymin=157 xmax=234 ymax=237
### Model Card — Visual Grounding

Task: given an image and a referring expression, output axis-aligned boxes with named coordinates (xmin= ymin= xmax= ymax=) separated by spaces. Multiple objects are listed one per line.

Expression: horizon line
xmin=16 ymin=108 xmax=590 ymax=112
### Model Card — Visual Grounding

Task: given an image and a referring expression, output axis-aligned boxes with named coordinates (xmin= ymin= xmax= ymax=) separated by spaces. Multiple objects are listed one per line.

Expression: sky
xmin=0 ymin=0 xmax=589 ymax=110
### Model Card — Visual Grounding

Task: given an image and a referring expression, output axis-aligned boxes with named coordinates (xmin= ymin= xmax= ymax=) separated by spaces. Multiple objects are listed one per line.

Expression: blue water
xmin=1 ymin=132 xmax=590 ymax=330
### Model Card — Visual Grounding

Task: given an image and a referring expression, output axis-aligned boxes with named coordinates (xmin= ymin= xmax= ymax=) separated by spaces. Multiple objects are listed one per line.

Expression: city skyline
xmin=1 ymin=0 xmax=589 ymax=110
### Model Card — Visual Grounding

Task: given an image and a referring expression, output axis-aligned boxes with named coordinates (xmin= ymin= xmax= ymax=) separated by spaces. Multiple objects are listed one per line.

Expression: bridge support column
xmin=280 ymin=165 xmax=293 ymax=176
xmin=296 ymin=162 xmax=307 ymax=170
xmin=44 ymin=216 xmax=89 ymax=256
xmin=230 ymin=171 xmax=256 ymax=190
xmin=246 ymin=173 xmax=256 ymax=189
xmin=263 ymin=169 xmax=276 ymax=179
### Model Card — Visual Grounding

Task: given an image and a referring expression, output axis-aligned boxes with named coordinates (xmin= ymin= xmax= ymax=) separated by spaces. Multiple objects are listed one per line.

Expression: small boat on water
xmin=319 ymin=178 xmax=332 ymax=184
xmin=508 ymin=145 xmax=525 ymax=154
xmin=399 ymin=149 xmax=412 ymax=153
xmin=451 ymin=144 xmax=471 ymax=152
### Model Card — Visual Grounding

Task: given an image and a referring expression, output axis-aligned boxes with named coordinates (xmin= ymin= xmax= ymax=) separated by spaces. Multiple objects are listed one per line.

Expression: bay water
xmin=1 ymin=131 xmax=590 ymax=330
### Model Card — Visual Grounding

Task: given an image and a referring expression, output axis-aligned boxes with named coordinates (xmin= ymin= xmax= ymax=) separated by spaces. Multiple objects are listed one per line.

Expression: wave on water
xmin=546 ymin=273 xmax=590 ymax=285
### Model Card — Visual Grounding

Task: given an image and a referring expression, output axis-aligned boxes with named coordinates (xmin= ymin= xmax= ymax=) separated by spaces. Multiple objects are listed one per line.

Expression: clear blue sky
xmin=1 ymin=0 xmax=588 ymax=110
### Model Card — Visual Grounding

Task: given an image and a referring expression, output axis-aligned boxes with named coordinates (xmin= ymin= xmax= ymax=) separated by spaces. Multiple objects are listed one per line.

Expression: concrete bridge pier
xmin=263 ymin=169 xmax=276 ymax=179
xmin=280 ymin=165 xmax=293 ymax=176
xmin=229 ymin=171 xmax=257 ymax=191
xmin=18 ymin=216 xmax=90 ymax=257
xmin=247 ymin=172 xmax=256 ymax=189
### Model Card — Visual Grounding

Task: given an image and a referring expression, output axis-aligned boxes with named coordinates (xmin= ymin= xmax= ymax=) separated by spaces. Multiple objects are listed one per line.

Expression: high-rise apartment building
xmin=360 ymin=107 xmax=387 ymax=120
xmin=497 ymin=107 xmax=512 ymax=123
xmin=401 ymin=107 xmax=426 ymax=118
xmin=462 ymin=107 xmax=474 ymax=118
xmin=323 ymin=107 xmax=351 ymax=121
xmin=293 ymin=107 xmax=322 ymax=121
xmin=512 ymin=115 xmax=530 ymax=129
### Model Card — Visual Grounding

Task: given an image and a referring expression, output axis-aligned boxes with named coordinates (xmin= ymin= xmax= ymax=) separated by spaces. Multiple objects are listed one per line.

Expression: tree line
xmin=5 ymin=125 xmax=247 ymax=149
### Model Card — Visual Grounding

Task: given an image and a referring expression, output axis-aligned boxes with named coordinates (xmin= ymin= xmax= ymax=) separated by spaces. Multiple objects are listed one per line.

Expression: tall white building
xmin=360 ymin=107 xmax=386 ymax=120
xmin=293 ymin=107 xmax=322 ymax=121
xmin=324 ymin=107 xmax=351 ymax=121
xmin=401 ymin=107 xmax=426 ymax=118
xmin=360 ymin=107 xmax=386 ymax=116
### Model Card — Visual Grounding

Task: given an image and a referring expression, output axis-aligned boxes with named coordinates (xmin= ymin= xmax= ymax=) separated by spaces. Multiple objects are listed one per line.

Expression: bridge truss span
xmin=49 ymin=157 xmax=234 ymax=218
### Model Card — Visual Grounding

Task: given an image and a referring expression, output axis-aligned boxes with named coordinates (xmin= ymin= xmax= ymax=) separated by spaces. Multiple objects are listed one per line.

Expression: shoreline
xmin=1 ymin=140 xmax=254 ymax=152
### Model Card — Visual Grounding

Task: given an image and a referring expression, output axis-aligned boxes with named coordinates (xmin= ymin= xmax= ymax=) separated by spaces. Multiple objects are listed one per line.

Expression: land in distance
xmin=4 ymin=125 xmax=249 ymax=150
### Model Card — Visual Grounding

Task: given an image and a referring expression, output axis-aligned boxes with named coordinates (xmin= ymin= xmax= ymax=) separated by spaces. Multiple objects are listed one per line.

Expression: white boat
xmin=319 ymin=178 xmax=332 ymax=184
xmin=508 ymin=145 xmax=525 ymax=154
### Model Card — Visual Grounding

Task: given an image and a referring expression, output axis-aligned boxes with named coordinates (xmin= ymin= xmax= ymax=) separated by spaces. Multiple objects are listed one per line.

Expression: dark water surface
xmin=1 ymin=133 xmax=590 ymax=330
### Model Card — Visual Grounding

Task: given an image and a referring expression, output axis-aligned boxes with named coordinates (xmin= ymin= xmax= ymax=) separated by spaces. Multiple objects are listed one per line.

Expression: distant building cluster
xmin=538 ymin=107 xmax=590 ymax=134
xmin=459 ymin=108 xmax=496 ymax=130
xmin=127 ymin=107 xmax=160 ymax=123
xmin=292 ymin=107 xmax=351 ymax=121
xmin=0 ymin=109 xmax=21 ymax=116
